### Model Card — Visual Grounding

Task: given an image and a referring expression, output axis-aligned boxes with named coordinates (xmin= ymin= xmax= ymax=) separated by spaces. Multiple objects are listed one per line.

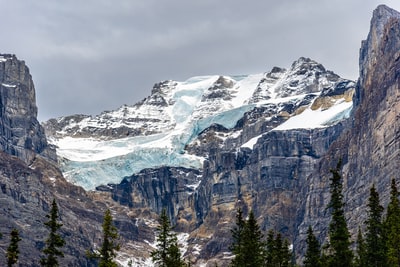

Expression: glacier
xmin=47 ymin=58 xmax=355 ymax=190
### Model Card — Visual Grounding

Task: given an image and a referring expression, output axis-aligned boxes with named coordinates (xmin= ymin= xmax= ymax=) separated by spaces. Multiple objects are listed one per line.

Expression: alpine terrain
xmin=0 ymin=4 xmax=399 ymax=266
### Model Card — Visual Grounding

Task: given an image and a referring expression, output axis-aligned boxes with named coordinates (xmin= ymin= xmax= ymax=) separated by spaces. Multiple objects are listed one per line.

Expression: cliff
xmin=0 ymin=54 xmax=56 ymax=163
xmin=0 ymin=4 xmax=399 ymax=267
xmin=296 ymin=3 xmax=400 ymax=258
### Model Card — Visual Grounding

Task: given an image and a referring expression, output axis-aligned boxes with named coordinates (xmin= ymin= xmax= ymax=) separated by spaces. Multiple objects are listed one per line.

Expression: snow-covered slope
xmin=43 ymin=57 xmax=355 ymax=190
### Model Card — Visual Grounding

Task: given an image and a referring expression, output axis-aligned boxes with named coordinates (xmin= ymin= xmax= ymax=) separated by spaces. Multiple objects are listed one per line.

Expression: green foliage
xmin=241 ymin=211 xmax=266 ymax=267
xmin=230 ymin=209 xmax=292 ymax=267
xmin=355 ymin=227 xmax=367 ymax=267
xmin=230 ymin=210 xmax=266 ymax=267
xmin=326 ymin=160 xmax=353 ymax=267
xmin=384 ymin=178 xmax=400 ymax=266
xmin=303 ymin=226 xmax=322 ymax=267
xmin=229 ymin=208 xmax=246 ymax=267
xmin=151 ymin=208 xmax=185 ymax=267
xmin=87 ymin=209 xmax=120 ymax=267
xmin=6 ymin=228 xmax=21 ymax=267
xmin=365 ymin=184 xmax=386 ymax=266
xmin=265 ymin=230 xmax=291 ymax=267
xmin=40 ymin=199 xmax=65 ymax=267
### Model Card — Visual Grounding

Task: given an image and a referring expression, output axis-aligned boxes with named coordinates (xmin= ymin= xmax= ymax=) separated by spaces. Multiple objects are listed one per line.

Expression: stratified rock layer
xmin=0 ymin=54 xmax=56 ymax=163
xmin=296 ymin=4 xmax=400 ymax=260
xmin=0 ymin=4 xmax=399 ymax=267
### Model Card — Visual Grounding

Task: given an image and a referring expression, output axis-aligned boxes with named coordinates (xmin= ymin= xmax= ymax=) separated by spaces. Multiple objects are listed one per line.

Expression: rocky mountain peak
xmin=0 ymin=54 xmax=56 ymax=163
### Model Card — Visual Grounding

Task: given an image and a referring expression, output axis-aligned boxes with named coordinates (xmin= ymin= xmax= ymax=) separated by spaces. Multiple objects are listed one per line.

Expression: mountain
xmin=0 ymin=54 xmax=151 ymax=267
xmin=297 ymin=3 xmax=400 ymax=255
xmin=0 ymin=4 xmax=399 ymax=267
xmin=0 ymin=54 xmax=56 ymax=163
xmin=43 ymin=57 xmax=354 ymax=190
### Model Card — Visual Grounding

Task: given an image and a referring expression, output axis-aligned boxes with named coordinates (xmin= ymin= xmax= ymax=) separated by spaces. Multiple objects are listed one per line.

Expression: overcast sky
xmin=1 ymin=1 xmax=400 ymax=121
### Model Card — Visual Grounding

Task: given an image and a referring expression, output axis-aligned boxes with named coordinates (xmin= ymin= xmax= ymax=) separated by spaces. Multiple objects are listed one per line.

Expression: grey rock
xmin=0 ymin=54 xmax=56 ymax=163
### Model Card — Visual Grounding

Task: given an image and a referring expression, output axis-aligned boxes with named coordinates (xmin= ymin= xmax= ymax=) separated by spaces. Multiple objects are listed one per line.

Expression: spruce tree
xmin=384 ymin=178 xmax=400 ymax=266
xmin=326 ymin=160 xmax=353 ymax=267
xmin=151 ymin=208 xmax=185 ymax=267
xmin=6 ymin=228 xmax=21 ymax=267
xmin=230 ymin=208 xmax=246 ymax=267
xmin=355 ymin=227 xmax=367 ymax=267
xmin=40 ymin=199 xmax=65 ymax=267
xmin=87 ymin=209 xmax=120 ymax=267
xmin=265 ymin=230 xmax=291 ymax=267
xmin=365 ymin=184 xmax=386 ymax=266
xmin=241 ymin=211 xmax=265 ymax=267
xmin=275 ymin=232 xmax=291 ymax=267
xmin=304 ymin=226 xmax=321 ymax=267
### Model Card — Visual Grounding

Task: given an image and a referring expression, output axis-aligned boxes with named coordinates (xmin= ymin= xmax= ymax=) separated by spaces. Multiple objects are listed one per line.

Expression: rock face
xmin=1 ymin=4 xmax=399 ymax=267
xmin=0 ymin=55 xmax=151 ymax=266
xmin=102 ymin=5 xmax=399 ymax=266
xmin=0 ymin=54 xmax=56 ymax=163
xmin=297 ymin=4 xmax=400 ymax=254
xmin=0 ymin=150 xmax=153 ymax=266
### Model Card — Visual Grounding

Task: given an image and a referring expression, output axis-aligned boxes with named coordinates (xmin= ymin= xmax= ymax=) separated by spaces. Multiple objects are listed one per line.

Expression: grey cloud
xmin=0 ymin=0 xmax=399 ymax=121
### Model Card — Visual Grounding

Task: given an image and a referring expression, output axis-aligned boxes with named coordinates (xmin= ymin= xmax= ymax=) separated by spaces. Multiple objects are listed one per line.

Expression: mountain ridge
xmin=43 ymin=57 xmax=355 ymax=190
xmin=0 ymin=4 xmax=398 ymax=267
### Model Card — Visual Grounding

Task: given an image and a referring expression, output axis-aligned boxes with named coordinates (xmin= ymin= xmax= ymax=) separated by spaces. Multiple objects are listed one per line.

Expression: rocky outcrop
xmin=0 ymin=55 xmax=153 ymax=266
xmin=296 ymin=3 xmax=400 ymax=260
xmin=99 ymin=166 xmax=202 ymax=232
xmin=106 ymin=5 xmax=398 ymax=266
xmin=0 ymin=54 xmax=56 ymax=163
xmin=1 ymin=4 xmax=399 ymax=267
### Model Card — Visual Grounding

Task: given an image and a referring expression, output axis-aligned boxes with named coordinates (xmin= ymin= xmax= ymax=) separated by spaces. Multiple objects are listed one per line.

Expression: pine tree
xmin=384 ymin=178 xmax=400 ymax=266
xmin=230 ymin=208 xmax=246 ymax=267
xmin=87 ymin=209 xmax=120 ymax=267
xmin=265 ymin=230 xmax=291 ymax=267
xmin=40 ymin=199 xmax=65 ymax=267
xmin=326 ymin=160 xmax=353 ymax=267
xmin=266 ymin=229 xmax=276 ymax=266
xmin=241 ymin=211 xmax=266 ymax=267
xmin=355 ymin=227 xmax=367 ymax=267
xmin=151 ymin=208 xmax=185 ymax=267
xmin=275 ymin=232 xmax=291 ymax=267
xmin=304 ymin=226 xmax=321 ymax=267
xmin=365 ymin=184 xmax=386 ymax=266
xmin=6 ymin=228 xmax=21 ymax=267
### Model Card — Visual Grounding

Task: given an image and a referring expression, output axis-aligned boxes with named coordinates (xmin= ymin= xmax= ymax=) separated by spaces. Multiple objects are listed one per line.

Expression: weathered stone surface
xmin=1 ymin=4 xmax=400 ymax=267
xmin=0 ymin=54 xmax=56 ymax=163
xmin=0 ymin=151 xmax=154 ymax=266
xmin=296 ymin=4 xmax=400 ymax=261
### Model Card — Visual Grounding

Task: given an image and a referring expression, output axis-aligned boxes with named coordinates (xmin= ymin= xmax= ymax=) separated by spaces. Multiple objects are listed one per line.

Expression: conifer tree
xmin=230 ymin=208 xmax=246 ymax=267
xmin=326 ymin=160 xmax=353 ymax=267
xmin=87 ymin=209 xmax=120 ymax=267
xmin=265 ymin=230 xmax=291 ymax=267
xmin=365 ymin=184 xmax=386 ymax=266
xmin=40 ymin=199 xmax=65 ymax=267
xmin=275 ymin=232 xmax=291 ymax=267
xmin=384 ymin=178 xmax=400 ymax=266
xmin=304 ymin=226 xmax=322 ymax=267
xmin=241 ymin=211 xmax=266 ymax=267
xmin=266 ymin=229 xmax=276 ymax=266
xmin=355 ymin=227 xmax=367 ymax=267
xmin=151 ymin=208 xmax=185 ymax=267
xmin=6 ymin=228 xmax=21 ymax=267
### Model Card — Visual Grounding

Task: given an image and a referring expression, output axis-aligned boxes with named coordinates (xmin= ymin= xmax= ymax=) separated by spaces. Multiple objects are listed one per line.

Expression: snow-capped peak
xmin=43 ymin=58 xmax=355 ymax=190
